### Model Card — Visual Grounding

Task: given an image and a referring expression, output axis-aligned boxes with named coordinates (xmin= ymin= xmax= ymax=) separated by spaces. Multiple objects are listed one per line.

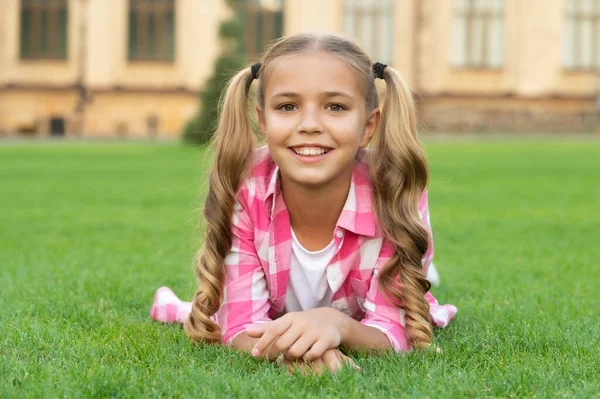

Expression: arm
xmin=339 ymin=313 xmax=392 ymax=353
xmin=247 ymin=191 xmax=445 ymax=358
xmin=243 ymin=317 xmax=361 ymax=374
xmin=246 ymin=306 xmax=393 ymax=361
xmin=215 ymin=196 xmax=272 ymax=346
xmin=359 ymin=190 xmax=435 ymax=352
xmin=231 ymin=332 xmax=260 ymax=352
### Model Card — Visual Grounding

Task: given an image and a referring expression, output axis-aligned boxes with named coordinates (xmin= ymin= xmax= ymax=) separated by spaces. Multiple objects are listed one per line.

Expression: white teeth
xmin=294 ymin=147 xmax=327 ymax=156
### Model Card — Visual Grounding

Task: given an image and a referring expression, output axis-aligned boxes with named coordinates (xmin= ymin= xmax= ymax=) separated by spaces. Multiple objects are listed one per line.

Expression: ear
xmin=359 ymin=108 xmax=380 ymax=148
xmin=256 ymin=105 xmax=267 ymax=137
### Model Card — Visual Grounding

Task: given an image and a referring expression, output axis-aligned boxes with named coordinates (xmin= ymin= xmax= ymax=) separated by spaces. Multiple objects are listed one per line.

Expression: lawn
xmin=1 ymin=139 xmax=599 ymax=398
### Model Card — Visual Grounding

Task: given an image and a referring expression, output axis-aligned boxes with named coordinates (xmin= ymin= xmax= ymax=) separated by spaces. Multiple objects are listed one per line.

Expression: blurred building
xmin=0 ymin=0 xmax=598 ymax=137
xmin=0 ymin=0 xmax=228 ymax=137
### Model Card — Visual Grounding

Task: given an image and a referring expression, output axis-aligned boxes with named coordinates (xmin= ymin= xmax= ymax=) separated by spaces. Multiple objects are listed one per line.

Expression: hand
xmin=277 ymin=348 xmax=360 ymax=375
xmin=246 ymin=308 xmax=347 ymax=362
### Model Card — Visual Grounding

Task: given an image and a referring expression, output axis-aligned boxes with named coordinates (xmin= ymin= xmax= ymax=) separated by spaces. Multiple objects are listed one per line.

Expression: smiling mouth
xmin=290 ymin=147 xmax=331 ymax=156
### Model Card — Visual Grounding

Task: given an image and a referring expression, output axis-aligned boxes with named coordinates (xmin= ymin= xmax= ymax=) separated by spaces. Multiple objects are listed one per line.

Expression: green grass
xmin=1 ymin=140 xmax=599 ymax=398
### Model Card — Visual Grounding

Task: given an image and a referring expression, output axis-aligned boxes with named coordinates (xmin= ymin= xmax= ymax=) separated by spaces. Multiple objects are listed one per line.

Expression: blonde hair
xmin=185 ymin=33 xmax=432 ymax=349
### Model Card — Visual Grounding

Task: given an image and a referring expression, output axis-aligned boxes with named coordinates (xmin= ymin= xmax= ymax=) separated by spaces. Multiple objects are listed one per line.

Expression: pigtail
xmin=184 ymin=67 xmax=257 ymax=343
xmin=370 ymin=66 xmax=433 ymax=349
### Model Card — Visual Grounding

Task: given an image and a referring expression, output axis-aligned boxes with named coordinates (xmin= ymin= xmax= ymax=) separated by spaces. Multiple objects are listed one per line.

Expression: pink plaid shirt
xmin=214 ymin=146 xmax=456 ymax=351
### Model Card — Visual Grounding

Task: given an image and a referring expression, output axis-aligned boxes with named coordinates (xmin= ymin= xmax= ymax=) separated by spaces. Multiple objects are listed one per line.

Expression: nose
xmin=297 ymin=105 xmax=323 ymax=134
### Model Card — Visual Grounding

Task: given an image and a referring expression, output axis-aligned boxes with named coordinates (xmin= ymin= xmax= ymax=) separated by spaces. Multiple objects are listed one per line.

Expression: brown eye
xmin=279 ymin=104 xmax=297 ymax=112
xmin=328 ymin=104 xmax=345 ymax=112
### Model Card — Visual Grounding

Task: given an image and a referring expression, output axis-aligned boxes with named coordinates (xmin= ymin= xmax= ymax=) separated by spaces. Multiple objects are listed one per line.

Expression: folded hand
xmin=246 ymin=308 xmax=347 ymax=362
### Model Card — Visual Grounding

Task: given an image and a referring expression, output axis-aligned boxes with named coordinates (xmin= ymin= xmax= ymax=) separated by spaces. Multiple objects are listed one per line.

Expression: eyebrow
xmin=271 ymin=92 xmax=300 ymax=99
xmin=271 ymin=91 xmax=354 ymax=100
xmin=323 ymin=91 xmax=353 ymax=100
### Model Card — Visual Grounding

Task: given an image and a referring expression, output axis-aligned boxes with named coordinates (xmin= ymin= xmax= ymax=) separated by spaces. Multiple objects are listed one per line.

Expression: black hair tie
xmin=373 ymin=62 xmax=387 ymax=79
xmin=251 ymin=62 xmax=262 ymax=80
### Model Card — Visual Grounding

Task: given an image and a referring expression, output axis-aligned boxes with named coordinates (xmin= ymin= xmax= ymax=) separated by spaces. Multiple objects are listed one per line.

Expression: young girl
xmin=151 ymin=33 xmax=456 ymax=374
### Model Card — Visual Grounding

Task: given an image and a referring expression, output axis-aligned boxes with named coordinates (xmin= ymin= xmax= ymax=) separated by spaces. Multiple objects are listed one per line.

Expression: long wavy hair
xmin=184 ymin=33 xmax=433 ymax=349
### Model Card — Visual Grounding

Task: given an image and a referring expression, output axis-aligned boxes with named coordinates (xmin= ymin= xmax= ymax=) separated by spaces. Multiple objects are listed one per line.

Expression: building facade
xmin=0 ymin=0 xmax=598 ymax=137
xmin=284 ymin=0 xmax=599 ymax=132
xmin=0 ymin=0 xmax=229 ymax=137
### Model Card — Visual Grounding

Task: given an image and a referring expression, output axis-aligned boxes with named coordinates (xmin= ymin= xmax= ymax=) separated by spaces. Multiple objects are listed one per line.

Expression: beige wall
xmin=417 ymin=0 xmax=512 ymax=95
xmin=86 ymin=0 xmax=226 ymax=91
xmin=284 ymin=0 xmax=418 ymax=86
xmin=510 ymin=0 xmax=562 ymax=95
xmin=416 ymin=0 xmax=597 ymax=98
xmin=393 ymin=0 xmax=417 ymax=87
xmin=0 ymin=0 xmax=226 ymax=89
xmin=0 ymin=90 xmax=78 ymax=135
xmin=507 ymin=0 xmax=594 ymax=97
xmin=0 ymin=2 xmax=10 ymax=83
xmin=84 ymin=91 xmax=197 ymax=137
xmin=0 ymin=0 xmax=228 ymax=136
xmin=1 ymin=0 xmax=597 ymax=136
xmin=284 ymin=0 xmax=344 ymax=36
xmin=0 ymin=0 xmax=82 ymax=86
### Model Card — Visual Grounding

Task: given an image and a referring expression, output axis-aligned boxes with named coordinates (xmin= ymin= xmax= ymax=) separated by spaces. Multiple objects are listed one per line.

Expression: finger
xmin=264 ymin=326 xmax=304 ymax=362
xmin=302 ymin=339 xmax=332 ymax=362
xmin=251 ymin=318 xmax=293 ymax=357
xmin=307 ymin=357 xmax=326 ymax=375
xmin=278 ymin=356 xmax=311 ymax=376
xmin=295 ymin=361 xmax=312 ymax=377
xmin=338 ymin=352 xmax=361 ymax=371
xmin=277 ymin=356 xmax=296 ymax=375
xmin=245 ymin=323 xmax=270 ymax=338
xmin=283 ymin=332 xmax=317 ymax=361
xmin=276 ymin=354 xmax=285 ymax=368
xmin=322 ymin=349 xmax=343 ymax=373
xmin=263 ymin=337 xmax=284 ymax=362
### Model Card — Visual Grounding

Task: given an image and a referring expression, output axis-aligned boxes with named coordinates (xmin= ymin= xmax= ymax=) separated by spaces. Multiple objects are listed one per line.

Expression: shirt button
xmin=335 ymin=229 xmax=344 ymax=239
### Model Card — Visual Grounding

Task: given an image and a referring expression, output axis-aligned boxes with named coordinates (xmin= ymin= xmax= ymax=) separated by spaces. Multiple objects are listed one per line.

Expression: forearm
xmin=231 ymin=332 xmax=260 ymax=352
xmin=339 ymin=314 xmax=393 ymax=353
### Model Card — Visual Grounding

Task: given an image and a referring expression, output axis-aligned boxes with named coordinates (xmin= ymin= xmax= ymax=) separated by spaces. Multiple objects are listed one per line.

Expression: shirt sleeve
xmin=360 ymin=190 xmax=435 ymax=352
xmin=215 ymin=193 xmax=272 ymax=345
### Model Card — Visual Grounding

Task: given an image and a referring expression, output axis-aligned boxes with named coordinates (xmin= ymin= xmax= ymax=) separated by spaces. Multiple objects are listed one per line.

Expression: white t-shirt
xmin=284 ymin=229 xmax=336 ymax=313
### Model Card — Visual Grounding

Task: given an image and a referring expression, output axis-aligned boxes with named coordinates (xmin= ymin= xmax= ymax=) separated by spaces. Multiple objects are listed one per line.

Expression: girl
xmin=151 ymin=33 xmax=456 ymax=374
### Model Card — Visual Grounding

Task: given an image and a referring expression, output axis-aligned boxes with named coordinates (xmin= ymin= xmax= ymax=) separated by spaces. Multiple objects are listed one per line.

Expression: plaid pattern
xmin=215 ymin=146 xmax=456 ymax=351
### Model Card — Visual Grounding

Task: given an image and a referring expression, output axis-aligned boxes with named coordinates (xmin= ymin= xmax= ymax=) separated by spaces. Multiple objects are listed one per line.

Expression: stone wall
xmin=418 ymin=98 xmax=598 ymax=133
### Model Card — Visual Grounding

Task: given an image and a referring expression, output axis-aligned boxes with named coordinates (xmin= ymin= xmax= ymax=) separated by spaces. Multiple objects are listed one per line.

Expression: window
xmin=244 ymin=0 xmax=284 ymax=60
xmin=128 ymin=0 xmax=175 ymax=62
xmin=452 ymin=0 xmax=504 ymax=68
xmin=20 ymin=0 xmax=68 ymax=60
xmin=563 ymin=0 xmax=600 ymax=70
xmin=343 ymin=0 xmax=394 ymax=65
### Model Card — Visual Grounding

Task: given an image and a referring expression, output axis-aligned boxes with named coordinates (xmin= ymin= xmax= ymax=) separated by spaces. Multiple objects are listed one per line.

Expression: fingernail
xmin=251 ymin=348 xmax=259 ymax=356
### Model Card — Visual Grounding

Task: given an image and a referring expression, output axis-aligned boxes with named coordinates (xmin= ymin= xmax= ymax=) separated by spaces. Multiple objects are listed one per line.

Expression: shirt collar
xmin=263 ymin=150 xmax=377 ymax=238
xmin=264 ymin=158 xmax=279 ymax=219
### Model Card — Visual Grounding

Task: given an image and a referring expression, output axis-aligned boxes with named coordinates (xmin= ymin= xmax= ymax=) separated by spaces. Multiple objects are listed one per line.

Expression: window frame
xmin=342 ymin=0 xmax=395 ymax=65
xmin=127 ymin=0 xmax=176 ymax=63
xmin=562 ymin=0 xmax=600 ymax=71
xmin=19 ymin=0 xmax=68 ymax=60
xmin=451 ymin=0 xmax=505 ymax=70
xmin=243 ymin=0 xmax=284 ymax=61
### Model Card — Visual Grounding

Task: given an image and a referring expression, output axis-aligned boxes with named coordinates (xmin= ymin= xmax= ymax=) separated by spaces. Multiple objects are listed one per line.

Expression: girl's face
xmin=257 ymin=51 xmax=379 ymax=191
